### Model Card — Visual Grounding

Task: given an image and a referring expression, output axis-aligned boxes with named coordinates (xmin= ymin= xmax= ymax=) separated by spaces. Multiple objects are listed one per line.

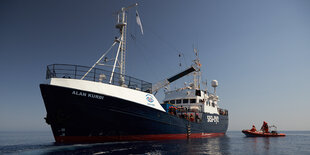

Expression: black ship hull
xmin=40 ymin=84 xmax=228 ymax=143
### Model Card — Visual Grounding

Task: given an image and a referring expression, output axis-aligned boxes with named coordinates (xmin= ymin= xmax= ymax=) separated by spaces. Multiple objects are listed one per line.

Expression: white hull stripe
xmin=49 ymin=78 xmax=165 ymax=112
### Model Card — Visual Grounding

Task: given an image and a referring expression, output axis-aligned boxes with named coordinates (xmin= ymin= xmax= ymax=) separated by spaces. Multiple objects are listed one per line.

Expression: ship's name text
xmin=72 ymin=91 xmax=104 ymax=100
xmin=207 ymin=115 xmax=219 ymax=124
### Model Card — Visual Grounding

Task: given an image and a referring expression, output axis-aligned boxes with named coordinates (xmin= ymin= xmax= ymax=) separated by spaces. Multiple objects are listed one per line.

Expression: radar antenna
xmin=211 ymin=80 xmax=218 ymax=95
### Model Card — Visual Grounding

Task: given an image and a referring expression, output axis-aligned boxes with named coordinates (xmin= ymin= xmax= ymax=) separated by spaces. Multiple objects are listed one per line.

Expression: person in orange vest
xmin=195 ymin=113 xmax=199 ymax=123
xmin=260 ymin=121 xmax=269 ymax=133
xmin=250 ymin=125 xmax=257 ymax=132
xmin=173 ymin=107 xmax=177 ymax=115
xmin=185 ymin=114 xmax=189 ymax=120
xmin=169 ymin=106 xmax=174 ymax=115
xmin=189 ymin=114 xmax=194 ymax=122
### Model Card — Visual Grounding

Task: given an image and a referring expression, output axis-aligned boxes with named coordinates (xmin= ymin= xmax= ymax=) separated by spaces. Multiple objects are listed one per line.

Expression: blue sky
xmin=1 ymin=0 xmax=310 ymax=131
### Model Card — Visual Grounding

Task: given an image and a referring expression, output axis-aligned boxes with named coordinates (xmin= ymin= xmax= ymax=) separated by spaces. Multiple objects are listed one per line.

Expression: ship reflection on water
xmin=186 ymin=135 xmax=230 ymax=155
xmin=6 ymin=131 xmax=303 ymax=154
xmin=38 ymin=135 xmax=231 ymax=154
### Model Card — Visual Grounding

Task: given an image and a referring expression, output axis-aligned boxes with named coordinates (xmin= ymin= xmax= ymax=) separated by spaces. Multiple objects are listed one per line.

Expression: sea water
xmin=1 ymin=131 xmax=310 ymax=154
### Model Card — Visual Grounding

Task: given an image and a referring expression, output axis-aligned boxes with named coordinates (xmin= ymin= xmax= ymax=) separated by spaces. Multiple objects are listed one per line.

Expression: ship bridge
xmin=162 ymin=87 xmax=226 ymax=115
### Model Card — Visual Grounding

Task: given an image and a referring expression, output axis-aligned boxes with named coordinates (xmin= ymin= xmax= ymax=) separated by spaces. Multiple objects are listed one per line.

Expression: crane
xmin=152 ymin=65 xmax=199 ymax=93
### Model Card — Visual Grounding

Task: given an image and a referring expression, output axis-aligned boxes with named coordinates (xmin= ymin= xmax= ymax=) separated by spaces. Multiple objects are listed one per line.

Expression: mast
xmin=110 ymin=4 xmax=137 ymax=84
xmin=193 ymin=48 xmax=201 ymax=89
xmin=81 ymin=3 xmax=138 ymax=83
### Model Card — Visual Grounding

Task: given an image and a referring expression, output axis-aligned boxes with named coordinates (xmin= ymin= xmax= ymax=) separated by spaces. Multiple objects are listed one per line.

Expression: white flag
xmin=136 ymin=10 xmax=144 ymax=35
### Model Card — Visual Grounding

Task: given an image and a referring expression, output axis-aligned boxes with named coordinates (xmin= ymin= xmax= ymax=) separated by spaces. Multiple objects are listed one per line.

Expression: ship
xmin=40 ymin=4 xmax=228 ymax=143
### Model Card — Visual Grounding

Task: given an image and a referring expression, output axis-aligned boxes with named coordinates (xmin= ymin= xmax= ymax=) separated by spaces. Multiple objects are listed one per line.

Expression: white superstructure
xmin=161 ymin=49 xmax=223 ymax=115
xmin=163 ymin=85 xmax=220 ymax=114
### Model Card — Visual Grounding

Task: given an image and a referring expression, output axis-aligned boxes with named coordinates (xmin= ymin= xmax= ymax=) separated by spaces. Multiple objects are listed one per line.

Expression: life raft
xmin=242 ymin=130 xmax=286 ymax=137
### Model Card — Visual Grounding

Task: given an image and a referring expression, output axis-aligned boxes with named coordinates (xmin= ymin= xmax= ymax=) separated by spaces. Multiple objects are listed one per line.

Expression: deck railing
xmin=46 ymin=64 xmax=152 ymax=93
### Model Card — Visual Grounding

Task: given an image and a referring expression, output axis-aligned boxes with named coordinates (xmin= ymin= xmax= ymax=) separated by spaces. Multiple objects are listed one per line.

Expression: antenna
xmin=202 ymin=80 xmax=207 ymax=92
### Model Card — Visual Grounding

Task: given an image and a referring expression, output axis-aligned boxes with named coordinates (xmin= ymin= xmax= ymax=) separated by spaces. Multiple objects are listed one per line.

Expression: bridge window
xmin=183 ymin=99 xmax=189 ymax=104
xmin=176 ymin=99 xmax=181 ymax=104
xmin=170 ymin=100 xmax=175 ymax=104
xmin=195 ymin=90 xmax=201 ymax=96
xmin=190 ymin=99 xmax=196 ymax=104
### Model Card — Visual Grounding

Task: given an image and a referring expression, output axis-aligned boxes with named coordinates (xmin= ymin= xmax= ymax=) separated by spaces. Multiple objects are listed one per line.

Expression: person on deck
xmin=195 ymin=113 xmax=199 ymax=123
xmin=168 ymin=107 xmax=172 ymax=115
xmin=260 ymin=121 xmax=269 ymax=133
xmin=250 ymin=125 xmax=257 ymax=132
xmin=190 ymin=114 xmax=194 ymax=122
xmin=173 ymin=107 xmax=177 ymax=115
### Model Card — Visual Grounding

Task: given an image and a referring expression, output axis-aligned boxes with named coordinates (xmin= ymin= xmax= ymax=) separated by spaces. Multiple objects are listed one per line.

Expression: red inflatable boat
xmin=242 ymin=130 xmax=286 ymax=137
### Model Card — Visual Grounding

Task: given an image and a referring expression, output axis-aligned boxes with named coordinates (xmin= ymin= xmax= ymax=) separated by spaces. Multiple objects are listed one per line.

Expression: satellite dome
xmin=211 ymin=80 xmax=218 ymax=88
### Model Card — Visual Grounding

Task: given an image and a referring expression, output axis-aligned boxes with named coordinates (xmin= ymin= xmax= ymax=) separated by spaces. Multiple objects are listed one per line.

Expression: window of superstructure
xmin=176 ymin=99 xmax=181 ymax=104
xmin=195 ymin=90 xmax=201 ymax=96
xmin=164 ymin=101 xmax=168 ymax=104
xmin=183 ymin=99 xmax=189 ymax=104
xmin=190 ymin=99 xmax=196 ymax=104
xmin=170 ymin=100 xmax=175 ymax=104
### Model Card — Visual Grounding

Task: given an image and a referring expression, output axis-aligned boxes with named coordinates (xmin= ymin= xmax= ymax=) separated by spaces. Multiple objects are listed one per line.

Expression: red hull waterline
xmin=242 ymin=130 xmax=286 ymax=137
xmin=55 ymin=133 xmax=225 ymax=143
